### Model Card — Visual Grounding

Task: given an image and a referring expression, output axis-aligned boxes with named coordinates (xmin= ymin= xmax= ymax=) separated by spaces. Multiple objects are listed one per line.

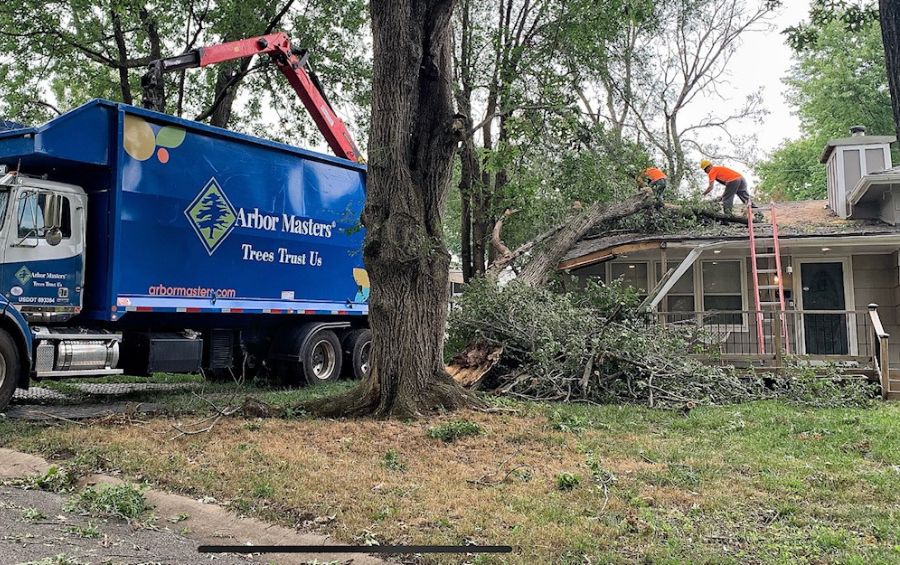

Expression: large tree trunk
xmin=881 ymin=0 xmax=900 ymax=140
xmin=313 ymin=0 xmax=472 ymax=418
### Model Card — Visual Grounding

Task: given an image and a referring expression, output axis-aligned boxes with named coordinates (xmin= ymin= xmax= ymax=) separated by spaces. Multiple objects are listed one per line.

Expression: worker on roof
xmin=637 ymin=166 xmax=668 ymax=200
xmin=700 ymin=159 xmax=756 ymax=215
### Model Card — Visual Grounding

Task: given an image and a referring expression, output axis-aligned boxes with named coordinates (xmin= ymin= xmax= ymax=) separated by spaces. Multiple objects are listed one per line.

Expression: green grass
xmin=2 ymin=379 xmax=900 ymax=564
xmin=426 ymin=420 xmax=484 ymax=442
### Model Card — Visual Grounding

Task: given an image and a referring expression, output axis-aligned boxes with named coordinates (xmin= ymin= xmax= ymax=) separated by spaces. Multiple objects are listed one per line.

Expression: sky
xmin=709 ymin=0 xmax=812 ymax=160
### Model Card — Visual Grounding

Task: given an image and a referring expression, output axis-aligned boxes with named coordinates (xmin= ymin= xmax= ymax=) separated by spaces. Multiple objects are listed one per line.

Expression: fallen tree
xmin=447 ymin=279 xmax=878 ymax=409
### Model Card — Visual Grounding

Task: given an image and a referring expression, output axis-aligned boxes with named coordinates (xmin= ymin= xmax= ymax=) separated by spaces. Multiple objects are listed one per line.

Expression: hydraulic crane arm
xmin=141 ymin=33 xmax=362 ymax=163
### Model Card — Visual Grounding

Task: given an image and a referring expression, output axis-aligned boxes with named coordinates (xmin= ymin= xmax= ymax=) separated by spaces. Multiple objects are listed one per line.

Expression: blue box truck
xmin=0 ymin=100 xmax=371 ymax=410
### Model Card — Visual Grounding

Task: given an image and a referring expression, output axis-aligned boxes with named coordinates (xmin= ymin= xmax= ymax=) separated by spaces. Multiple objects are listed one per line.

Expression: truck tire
xmin=302 ymin=329 xmax=343 ymax=385
xmin=343 ymin=329 xmax=372 ymax=380
xmin=0 ymin=331 xmax=22 ymax=412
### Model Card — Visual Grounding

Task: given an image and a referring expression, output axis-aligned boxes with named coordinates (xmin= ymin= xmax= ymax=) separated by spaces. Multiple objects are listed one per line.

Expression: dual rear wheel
xmin=285 ymin=327 xmax=371 ymax=386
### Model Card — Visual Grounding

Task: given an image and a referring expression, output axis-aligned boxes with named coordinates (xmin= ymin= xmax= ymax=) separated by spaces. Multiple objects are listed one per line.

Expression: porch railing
xmin=867 ymin=304 xmax=891 ymax=399
xmin=656 ymin=309 xmax=876 ymax=363
xmin=657 ymin=306 xmax=892 ymax=397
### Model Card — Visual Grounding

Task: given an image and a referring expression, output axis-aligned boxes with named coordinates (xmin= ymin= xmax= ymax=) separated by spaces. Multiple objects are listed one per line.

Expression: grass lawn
xmin=2 ymin=382 xmax=899 ymax=564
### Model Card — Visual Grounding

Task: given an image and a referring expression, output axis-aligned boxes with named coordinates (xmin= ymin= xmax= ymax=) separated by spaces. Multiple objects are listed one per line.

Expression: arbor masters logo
xmin=185 ymin=178 xmax=237 ymax=255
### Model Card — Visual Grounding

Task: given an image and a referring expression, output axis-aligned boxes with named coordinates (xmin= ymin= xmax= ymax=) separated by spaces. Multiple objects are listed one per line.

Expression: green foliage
xmin=65 ymin=483 xmax=150 ymax=521
xmin=585 ymin=454 xmax=616 ymax=490
xmin=66 ymin=522 xmax=101 ymax=539
xmin=769 ymin=361 xmax=879 ymax=408
xmin=784 ymin=0 xmax=879 ymax=52
xmin=555 ymin=472 xmax=581 ymax=491
xmin=21 ymin=507 xmax=46 ymax=521
xmin=757 ymin=3 xmax=892 ymax=201
xmin=449 ymin=280 xmax=878 ymax=409
xmin=426 ymin=420 xmax=484 ymax=443
xmin=381 ymin=449 xmax=407 ymax=472
xmin=756 ymin=137 xmax=828 ymax=201
xmin=0 ymin=0 xmax=370 ymax=146
xmin=448 ymin=278 xmax=752 ymax=408
xmin=22 ymin=465 xmax=76 ymax=493
xmin=597 ymin=194 xmax=721 ymax=236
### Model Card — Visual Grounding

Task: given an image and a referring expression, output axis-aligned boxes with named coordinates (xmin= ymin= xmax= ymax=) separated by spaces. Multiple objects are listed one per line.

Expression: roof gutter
xmin=847 ymin=172 xmax=900 ymax=207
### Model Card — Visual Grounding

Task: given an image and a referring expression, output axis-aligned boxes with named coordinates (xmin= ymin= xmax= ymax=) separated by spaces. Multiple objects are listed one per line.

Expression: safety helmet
xmin=699 ymin=159 xmax=712 ymax=170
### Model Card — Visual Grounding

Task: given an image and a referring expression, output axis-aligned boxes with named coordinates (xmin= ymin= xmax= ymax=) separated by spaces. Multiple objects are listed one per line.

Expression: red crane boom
xmin=141 ymin=33 xmax=362 ymax=163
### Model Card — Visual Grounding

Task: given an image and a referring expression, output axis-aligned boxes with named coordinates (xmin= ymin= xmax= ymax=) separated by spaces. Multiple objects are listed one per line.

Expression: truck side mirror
xmin=45 ymin=193 xmax=63 ymax=230
xmin=44 ymin=193 xmax=63 ymax=246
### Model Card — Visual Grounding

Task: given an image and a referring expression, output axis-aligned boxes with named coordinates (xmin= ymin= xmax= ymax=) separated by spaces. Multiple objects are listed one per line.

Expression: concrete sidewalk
xmin=0 ymin=448 xmax=384 ymax=565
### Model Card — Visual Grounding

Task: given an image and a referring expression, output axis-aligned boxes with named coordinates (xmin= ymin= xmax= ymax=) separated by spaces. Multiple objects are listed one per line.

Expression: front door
xmin=800 ymin=261 xmax=848 ymax=355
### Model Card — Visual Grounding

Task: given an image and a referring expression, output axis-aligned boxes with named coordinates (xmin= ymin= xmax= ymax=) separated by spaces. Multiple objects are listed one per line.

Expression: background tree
xmin=881 ymin=0 xmax=900 ymax=139
xmin=0 ymin=0 xmax=369 ymax=146
xmin=315 ymin=0 xmax=471 ymax=417
xmin=451 ymin=0 xmax=663 ymax=282
xmin=756 ymin=0 xmax=891 ymax=201
xmin=578 ymin=0 xmax=776 ymax=189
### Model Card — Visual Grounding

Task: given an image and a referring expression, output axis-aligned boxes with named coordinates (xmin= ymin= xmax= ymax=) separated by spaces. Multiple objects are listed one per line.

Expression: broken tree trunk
xmin=491 ymin=191 xmax=658 ymax=287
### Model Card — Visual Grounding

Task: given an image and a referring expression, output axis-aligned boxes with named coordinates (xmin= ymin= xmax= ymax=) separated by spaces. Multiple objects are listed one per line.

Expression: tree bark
xmin=110 ymin=11 xmax=133 ymax=105
xmin=881 ymin=0 xmax=900 ymax=140
xmin=312 ymin=0 xmax=473 ymax=418
xmin=511 ymin=192 xmax=658 ymax=287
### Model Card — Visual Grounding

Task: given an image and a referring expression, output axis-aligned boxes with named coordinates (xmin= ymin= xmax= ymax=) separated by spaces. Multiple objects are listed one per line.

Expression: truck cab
xmin=0 ymin=170 xmax=87 ymax=321
xmin=0 ymin=169 xmax=122 ymax=409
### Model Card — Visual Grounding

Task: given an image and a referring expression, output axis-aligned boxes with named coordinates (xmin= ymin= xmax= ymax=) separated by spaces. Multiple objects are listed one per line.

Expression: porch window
xmin=610 ymin=262 xmax=649 ymax=299
xmin=701 ymin=260 xmax=745 ymax=326
xmin=655 ymin=262 xmax=695 ymax=321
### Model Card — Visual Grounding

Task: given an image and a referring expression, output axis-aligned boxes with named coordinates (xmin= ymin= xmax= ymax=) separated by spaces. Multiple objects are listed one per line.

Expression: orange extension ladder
xmin=747 ymin=203 xmax=789 ymax=356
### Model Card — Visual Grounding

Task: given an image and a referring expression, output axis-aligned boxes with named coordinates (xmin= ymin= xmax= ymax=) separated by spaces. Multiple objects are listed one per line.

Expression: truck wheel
xmin=302 ymin=330 xmax=343 ymax=385
xmin=343 ymin=329 xmax=372 ymax=380
xmin=0 ymin=332 xmax=21 ymax=412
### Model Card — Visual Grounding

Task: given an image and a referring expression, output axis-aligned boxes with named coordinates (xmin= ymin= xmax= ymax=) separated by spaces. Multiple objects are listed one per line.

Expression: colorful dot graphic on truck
xmin=353 ymin=268 xmax=370 ymax=302
xmin=123 ymin=115 xmax=186 ymax=163
xmin=184 ymin=178 xmax=238 ymax=255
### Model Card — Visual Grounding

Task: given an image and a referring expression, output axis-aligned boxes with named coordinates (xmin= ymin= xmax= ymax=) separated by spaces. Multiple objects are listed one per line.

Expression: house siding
xmin=571 ymin=250 xmax=900 ymax=365
xmin=853 ymin=253 xmax=900 ymax=365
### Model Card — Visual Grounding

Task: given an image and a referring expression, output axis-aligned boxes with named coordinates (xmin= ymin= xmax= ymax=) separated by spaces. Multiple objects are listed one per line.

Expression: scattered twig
xmin=34 ymin=411 xmax=86 ymax=426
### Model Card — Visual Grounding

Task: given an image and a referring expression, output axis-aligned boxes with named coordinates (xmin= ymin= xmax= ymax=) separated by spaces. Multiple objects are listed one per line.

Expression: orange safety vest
xmin=707 ymin=165 xmax=742 ymax=184
xmin=644 ymin=167 xmax=667 ymax=182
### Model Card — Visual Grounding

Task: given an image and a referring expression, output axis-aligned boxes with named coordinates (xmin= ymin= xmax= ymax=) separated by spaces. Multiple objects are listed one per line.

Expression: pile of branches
xmin=447 ymin=279 xmax=877 ymax=409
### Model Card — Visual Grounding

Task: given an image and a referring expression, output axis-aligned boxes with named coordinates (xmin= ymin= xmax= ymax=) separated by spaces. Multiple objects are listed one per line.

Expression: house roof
xmin=819 ymin=134 xmax=896 ymax=163
xmin=561 ymin=200 xmax=900 ymax=270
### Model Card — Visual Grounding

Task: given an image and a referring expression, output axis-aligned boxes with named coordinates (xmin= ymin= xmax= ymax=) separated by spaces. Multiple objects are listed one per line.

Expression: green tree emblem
xmin=185 ymin=179 xmax=237 ymax=254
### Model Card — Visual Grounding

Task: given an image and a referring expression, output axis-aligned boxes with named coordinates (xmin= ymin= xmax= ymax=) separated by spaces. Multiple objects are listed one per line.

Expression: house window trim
xmin=699 ymin=258 xmax=748 ymax=332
